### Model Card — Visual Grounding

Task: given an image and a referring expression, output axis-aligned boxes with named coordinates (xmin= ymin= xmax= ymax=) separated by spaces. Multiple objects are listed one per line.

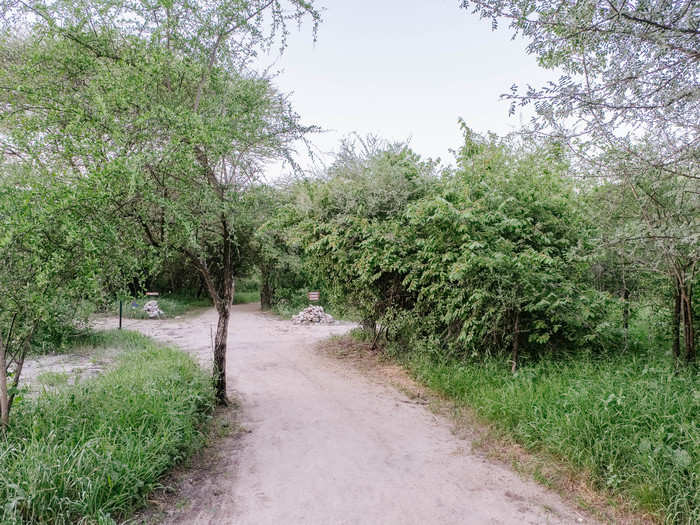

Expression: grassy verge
xmin=233 ymin=290 xmax=260 ymax=304
xmin=119 ymin=288 xmax=260 ymax=317
xmin=401 ymin=347 xmax=698 ymax=523
xmin=0 ymin=330 xmax=215 ymax=525
xmin=118 ymin=294 xmax=212 ymax=319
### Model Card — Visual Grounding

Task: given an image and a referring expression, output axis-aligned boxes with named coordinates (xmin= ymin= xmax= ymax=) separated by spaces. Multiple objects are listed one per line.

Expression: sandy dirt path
xmin=109 ymin=303 xmax=593 ymax=525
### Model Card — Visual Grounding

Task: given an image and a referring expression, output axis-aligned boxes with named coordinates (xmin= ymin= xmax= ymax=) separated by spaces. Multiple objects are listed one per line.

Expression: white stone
xmin=143 ymin=300 xmax=164 ymax=319
xmin=291 ymin=305 xmax=335 ymax=325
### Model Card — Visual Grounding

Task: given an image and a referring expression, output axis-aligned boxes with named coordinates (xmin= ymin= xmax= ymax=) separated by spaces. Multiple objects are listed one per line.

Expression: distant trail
xmin=114 ymin=303 xmax=594 ymax=524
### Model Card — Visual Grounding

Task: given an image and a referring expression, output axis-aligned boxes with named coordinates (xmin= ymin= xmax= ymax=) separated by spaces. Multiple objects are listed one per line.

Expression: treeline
xmin=0 ymin=0 xmax=319 ymax=412
xmin=257 ymin=128 xmax=698 ymax=521
xmin=259 ymin=128 xmax=698 ymax=369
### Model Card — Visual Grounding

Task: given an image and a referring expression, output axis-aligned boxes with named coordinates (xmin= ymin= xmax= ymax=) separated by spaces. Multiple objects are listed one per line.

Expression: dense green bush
xmin=283 ymin=130 xmax=614 ymax=363
xmin=400 ymin=133 xmax=615 ymax=361
xmin=302 ymin=139 xmax=441 ymax=335
xmin=258 ymin=138 xmax=440 ymax=321
xmin=0 ymin=330 xmax=214 ymax=524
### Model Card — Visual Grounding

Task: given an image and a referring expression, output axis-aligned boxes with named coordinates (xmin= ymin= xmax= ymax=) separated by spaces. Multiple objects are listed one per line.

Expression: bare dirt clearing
xmin=20 ymin=347 xmax=118 ymax=393
xmin=99 ymin=303 xmax=595 ymax=524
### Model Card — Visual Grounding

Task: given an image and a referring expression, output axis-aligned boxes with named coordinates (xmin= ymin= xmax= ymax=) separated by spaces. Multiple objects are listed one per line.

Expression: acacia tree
xmin=0 ymin=167 xmax=133 ymax=426
xmin=461 ymin=0 xmax=699 ymax=362
xmin=0 ymin=0 xmax=319 ymax=403
xmin=460 ymin=0 xmax=699 ymax=170
xmin=588 ymin=151 xmax=699 ymax=363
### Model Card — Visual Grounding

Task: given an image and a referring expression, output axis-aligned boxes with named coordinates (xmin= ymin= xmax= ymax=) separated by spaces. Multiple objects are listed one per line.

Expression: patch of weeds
xmin=0 ymin=331 xmax=215 ymax=524
xmin=215 ymin=418 xmax=233 ymax=438
xmin=36 ymin=371 xmax=70 ymax=387
xmin=404 ymin=349 xmax=696 ymax=523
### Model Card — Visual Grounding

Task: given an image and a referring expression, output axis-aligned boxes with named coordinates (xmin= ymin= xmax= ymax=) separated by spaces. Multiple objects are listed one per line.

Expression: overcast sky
xmin=257 ymin=0 xmax=557 ymax=176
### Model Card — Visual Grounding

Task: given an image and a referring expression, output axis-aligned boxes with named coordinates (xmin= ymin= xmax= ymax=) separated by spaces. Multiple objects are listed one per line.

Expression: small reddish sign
xmin=307 ymin=291 xmax=320 ymax=302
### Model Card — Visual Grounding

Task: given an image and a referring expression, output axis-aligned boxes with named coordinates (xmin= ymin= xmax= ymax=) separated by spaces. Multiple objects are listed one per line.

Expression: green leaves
xmin=401 ymin=133 xmax=607 ymax=356
xmin=276 ymin=128 xmax=613 ymax=360
xmin=1 ymin=0 xmax=322 ymax=405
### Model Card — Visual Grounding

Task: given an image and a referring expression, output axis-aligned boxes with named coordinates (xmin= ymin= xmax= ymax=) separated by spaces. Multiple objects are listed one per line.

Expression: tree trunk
xmin=7 ymin=344 xmax=25 ymax=414
xmin=192 ymin=257 xmax=233 ymax=406
xmin=680 ymin=286 xmax=695 ymax=363
xmin=260 ymin=272 xmax=272 ymax=310
xmin=0 ymin=339 xmax=8 ymax=428
xmin=361 ymin=318 xmax=377 ymax=340
xmin=196 ymin=276 xmax=205 ymax=298
xmin=622 ymin=287 xmax=630 ymax=348
xmin=672 ymin=283 xmax=681 ymax=362
xmin=213 ymin=304 xmax=231 ymax=405
xmin=371 ymin=325 xmax=386 ymax=351
xmin=511 ymin=311 xmax=520 ymax=374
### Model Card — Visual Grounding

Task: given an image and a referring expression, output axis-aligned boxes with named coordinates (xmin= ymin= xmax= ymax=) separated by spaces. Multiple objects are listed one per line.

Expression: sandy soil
xmin=102 ymin=303 xmax=594 ymax=525
xmin=19 ymin=347 xmax=117 ymax=393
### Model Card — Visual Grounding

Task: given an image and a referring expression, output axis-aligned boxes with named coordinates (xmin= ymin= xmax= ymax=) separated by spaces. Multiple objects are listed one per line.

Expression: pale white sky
xmin=257 ymin=0 xmax=556 ymax=176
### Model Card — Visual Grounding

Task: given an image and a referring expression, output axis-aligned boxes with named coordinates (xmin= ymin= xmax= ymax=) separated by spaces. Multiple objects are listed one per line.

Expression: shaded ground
xmin=99 ymin=303 xmax=597 ymax=525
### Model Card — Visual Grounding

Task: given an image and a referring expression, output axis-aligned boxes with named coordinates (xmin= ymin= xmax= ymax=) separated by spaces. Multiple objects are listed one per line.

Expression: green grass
xmin=35 ymin=370 xmax=70 ymax=387
xmin=119 ymin=289 xmax=259 ymax=317
xmin=403 ymin=347 xmax=698 ymax=523
xmin=233 ymin=290 xmax=260 ymax=304
xmin=118 ymin=293 xmax=212 ymax=319
xmin=0 ymin=330 xmax=215 ymax=525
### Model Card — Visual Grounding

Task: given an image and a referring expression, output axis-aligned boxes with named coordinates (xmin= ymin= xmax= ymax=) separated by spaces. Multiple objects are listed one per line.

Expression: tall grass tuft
xmin=0 ymin=330 xmax=215 ymax=524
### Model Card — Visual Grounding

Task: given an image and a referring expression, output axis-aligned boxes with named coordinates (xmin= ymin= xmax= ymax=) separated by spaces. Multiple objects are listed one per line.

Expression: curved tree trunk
xmin=190 ymin=252 xmax=234 ymax=406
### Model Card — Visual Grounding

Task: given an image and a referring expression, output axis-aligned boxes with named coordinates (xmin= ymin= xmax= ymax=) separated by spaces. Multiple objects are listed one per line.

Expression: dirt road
xmin=112 ymin=303 xmax=592 ymax=525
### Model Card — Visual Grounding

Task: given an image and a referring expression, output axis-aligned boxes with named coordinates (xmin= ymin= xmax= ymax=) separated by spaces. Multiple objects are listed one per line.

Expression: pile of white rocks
xmin=143 ymin=300 xmax=164 ymax=319
xmin=291 ymin=305 xmax=335 ymax=325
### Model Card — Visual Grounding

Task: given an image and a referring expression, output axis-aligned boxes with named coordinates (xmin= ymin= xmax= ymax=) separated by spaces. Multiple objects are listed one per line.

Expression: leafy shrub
xmin=301 ymin=139 xmax=440 ymax=335
xmin=401 ymin=132 xmax=615 ymax=359
xmin=291 ymin=130 xmax=614 ymax=361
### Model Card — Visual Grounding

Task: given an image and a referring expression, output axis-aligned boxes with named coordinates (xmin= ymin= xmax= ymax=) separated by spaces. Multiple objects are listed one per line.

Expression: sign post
xmin=307 ymin=291 xmax=320 ymax=302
